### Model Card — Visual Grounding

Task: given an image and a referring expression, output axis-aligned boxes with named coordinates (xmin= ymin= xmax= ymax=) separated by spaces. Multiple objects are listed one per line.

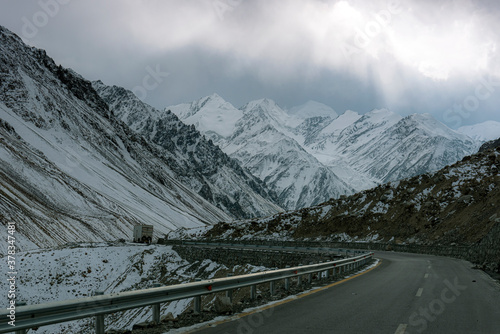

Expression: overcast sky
xmin=1 ymin=0 xmax=500 ymax=128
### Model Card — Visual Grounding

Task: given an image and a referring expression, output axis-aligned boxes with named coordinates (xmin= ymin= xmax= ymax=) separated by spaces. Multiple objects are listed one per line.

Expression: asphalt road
xmin=191 ymin=252 xmax=500 ymax=334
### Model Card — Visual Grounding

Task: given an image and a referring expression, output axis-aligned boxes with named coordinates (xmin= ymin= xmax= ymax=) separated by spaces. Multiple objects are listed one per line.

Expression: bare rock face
xmin=479 ymin=138 xmax=500 ymax=152
xmin=203 ymin=147 xmax=500 ymax=267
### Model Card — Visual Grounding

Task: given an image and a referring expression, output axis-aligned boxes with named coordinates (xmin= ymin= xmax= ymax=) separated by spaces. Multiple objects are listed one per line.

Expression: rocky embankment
xmin=202 ymin=147 xmax=500 ymax=273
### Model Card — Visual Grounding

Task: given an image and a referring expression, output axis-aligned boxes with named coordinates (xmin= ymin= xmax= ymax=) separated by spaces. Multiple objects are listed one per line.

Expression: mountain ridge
xmin=170 ymin=94 xmax=480 ymax=209
xmin=92 ymin=81 xmax=282 ymax=219
xmin=0 ymin=25 xmax=280 ymax=252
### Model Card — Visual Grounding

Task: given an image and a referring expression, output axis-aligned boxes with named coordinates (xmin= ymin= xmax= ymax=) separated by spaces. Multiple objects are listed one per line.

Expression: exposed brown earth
xmin=203 ymin=147 xmax=500 ymax=270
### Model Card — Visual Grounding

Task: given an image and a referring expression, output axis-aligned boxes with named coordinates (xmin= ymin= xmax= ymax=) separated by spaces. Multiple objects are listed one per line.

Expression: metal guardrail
xmin=0 ymin=246 xmax=373 ymax=334
xmin=167 ymin=238 xmax=474 ymax=259
xmin=177 ymin=240 xmax=368 ymax=256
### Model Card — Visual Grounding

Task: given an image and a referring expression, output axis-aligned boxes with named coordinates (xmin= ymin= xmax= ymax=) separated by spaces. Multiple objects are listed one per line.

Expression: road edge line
xmin=188 ymin=258 xmax=383 ymax=332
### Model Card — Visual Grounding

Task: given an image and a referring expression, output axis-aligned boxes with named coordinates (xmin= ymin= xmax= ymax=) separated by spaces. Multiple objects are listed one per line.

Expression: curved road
xmin=191 ymin=251 xmax=500 ymax=334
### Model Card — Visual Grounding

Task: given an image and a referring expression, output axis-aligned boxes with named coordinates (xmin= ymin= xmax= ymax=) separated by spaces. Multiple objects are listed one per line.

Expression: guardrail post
xmin=226 ymin=274 xmax=233 ymax=302
xmin=250 ymin=285 xmax=257 ymax=299
xmin=94 ymin=291 xmax=105 ymax=334
xmin=297 ymin=264 xmax=303 ymax=287
xmin=308 ymin=263 xmax=313 ymax=284
xmin=270 ymin=280 xmax=275 ymax=296
xmin=194 ymin=278 xmax=202 ymax=314
xmin=152 ymin=283 xmax=162 ymax=324
xmin=285 ymin=266 xmax=290 ymax=290
xmin=15 ymin=301 xmax=27 ymax=334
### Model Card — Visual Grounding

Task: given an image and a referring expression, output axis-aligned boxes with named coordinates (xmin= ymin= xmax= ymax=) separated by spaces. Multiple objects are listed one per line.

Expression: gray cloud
xmin=1 ymin=0 xmax=499 ymax=128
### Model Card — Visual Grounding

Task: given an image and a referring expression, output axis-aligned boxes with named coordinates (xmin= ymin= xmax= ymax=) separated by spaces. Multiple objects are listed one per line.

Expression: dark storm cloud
xmin=1 ymin=0 xmax=499 ymax=128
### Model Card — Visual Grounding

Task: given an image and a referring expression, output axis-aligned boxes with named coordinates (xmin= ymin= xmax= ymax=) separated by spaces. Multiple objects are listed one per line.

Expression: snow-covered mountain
xmin=92 ymin=83 xmax=281 ymax=219
xmin=287 ymin=100 xmax=338 ymax=119
xmin=0 ymin=26 xmax=279 ymax=252
xmin=170 ymin=95 xmax=480 ymax=210
xmin=458 ymin=121 xmax=500 ymax=142
xmin=170 ymin=96 xmax=354 ymax=209
xmin=310 ymin=111 xmax=480 ymax=184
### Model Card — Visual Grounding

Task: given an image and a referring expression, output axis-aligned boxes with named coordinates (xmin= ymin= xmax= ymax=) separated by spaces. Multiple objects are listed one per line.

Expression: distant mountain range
xmin=169 ymin=95 xmax=482 ymax=210
xmin=201 ymin=143 xmax=500 ymax=269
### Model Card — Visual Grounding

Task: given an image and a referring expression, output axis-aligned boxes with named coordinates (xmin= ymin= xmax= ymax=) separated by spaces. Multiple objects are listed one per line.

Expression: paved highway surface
xmin=191 ymin=251 xmax=500 ymax=334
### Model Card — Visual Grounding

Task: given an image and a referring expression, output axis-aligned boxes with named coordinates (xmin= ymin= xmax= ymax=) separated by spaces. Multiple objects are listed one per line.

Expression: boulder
xmin=161 ymin=312 xmax=175 ymax=322
xmin=458 ymin=195 xmax=473 ymax=204
xmin=213 ymin=296 xmax=233 ymax=314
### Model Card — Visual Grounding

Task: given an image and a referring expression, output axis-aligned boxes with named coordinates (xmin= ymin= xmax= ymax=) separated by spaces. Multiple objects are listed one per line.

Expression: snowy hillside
xmin=288 ymin=100 xmax=338 ymax=119
xmin=0 ymin=242 xmax=266 ymax=333
xmin=458 ymin=121 xmax=500 ymax=142
xmin=170 ymin=95 xmax=479 ymax=210
xmin=92 ymin=83 xmax=281 ymax=219
xmin=170 ymin=96 xmax=354 ymax=210
xmin=202 ymin=146 xmax=500 ymax=252
xmin=0 ymin=26 xmax=247 ymax=251
xmin=168 ymin=93 xmax=243 ymax=139
xmin=310 ymin=111 xmax=480 ymax=184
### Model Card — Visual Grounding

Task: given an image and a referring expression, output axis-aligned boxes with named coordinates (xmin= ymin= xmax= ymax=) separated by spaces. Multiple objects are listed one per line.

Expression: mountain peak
xmin=195 ymin=93 xmax=233 ymax=110
xmin=288 ymin=100 xmax=338 ymax=119
xmin=243 ymin=98 xmax=280 ymax=111
xmin=458 ymin=120 xmax=500 ymax=142
xmin=205 ymin=93 xmax=225 ymax=103
xmin=360 ymin=108 xmax=402 ymax=126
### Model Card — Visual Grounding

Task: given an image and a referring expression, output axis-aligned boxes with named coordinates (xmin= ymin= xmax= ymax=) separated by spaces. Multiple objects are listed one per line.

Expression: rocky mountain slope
xmin=169 ymin=95 xmax=480 ymax=210
xmin=92 ymin=82 xmax=281 ymax=219
xmin=311 ymin=111 xmax=480 ymax=184
xmin=0 ymin=26 xmax=278 ymax=252
xmin=202 ymin=147 xmax=500 ymax=267
xmin=458 ymin=120 xmax=500 ymax=142
xmin=480 ymin=137 xmax=500 ymax=152
xmin=170 ymin=96 xmax=354 ymax=210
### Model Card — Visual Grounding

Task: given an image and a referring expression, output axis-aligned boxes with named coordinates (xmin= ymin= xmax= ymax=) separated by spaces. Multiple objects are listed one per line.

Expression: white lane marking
xmin=395 ymin=323 xmax=408 ymax=334
xmin=416 ymin=288 xmax=424 ymax=297
xmin=424 ymin=273 xmax=429 ymax=278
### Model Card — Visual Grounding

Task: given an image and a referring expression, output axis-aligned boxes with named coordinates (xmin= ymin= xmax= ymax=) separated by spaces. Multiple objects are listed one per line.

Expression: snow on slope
xmin=0 ymin=242 xmax=267 ymax=333
xmin=168 ymin=93 xmax=243 ymax=138
xmin=0 ymin=26 xmax=233 ymax=251
xmin=92 ymin=83 xmax=281 ymax=219
xmin=170 ymin=96 xmax=354 ymax=210
xmin=288 ymin=100 xmax=338 ymax=120
xmin=202 ymin=147 xmax=500 ymax=249
xmin=310 ymin=111 xmax=480 ymax=184
xmin=458 ymin=120 xmax=500 ymax=142
xmin=171 ymin=93 xmax=481 ymax=207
